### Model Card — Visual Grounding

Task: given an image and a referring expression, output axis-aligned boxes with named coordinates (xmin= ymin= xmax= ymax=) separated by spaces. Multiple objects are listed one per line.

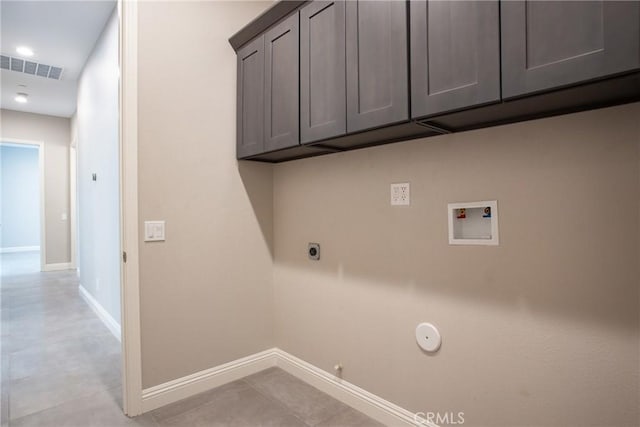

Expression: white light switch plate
xmin=144 ymin=221 xmax=165 ymax=242
xmin=390 ymin=182 xmax=410 ymax=206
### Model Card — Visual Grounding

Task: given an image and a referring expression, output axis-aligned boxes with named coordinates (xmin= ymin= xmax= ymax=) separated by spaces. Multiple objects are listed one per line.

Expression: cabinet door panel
xmin=346 ymin=0 xmax=408 ymax=133
xmin=237 ymin=36 xmax=265 ymax=158
xmin=410 ymin=0 xmax=500 ymax=119
xmin=501 ymin=1 xmax=640 ymax=98
xmin=265 ymin=13 xmax=299 ymax=152
xmin=300 ymin=1 xmax=346 ymax=144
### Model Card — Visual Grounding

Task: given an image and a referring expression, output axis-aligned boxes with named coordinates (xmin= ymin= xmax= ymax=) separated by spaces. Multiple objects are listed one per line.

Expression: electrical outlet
xmin=390 ymin=182 xmax=410 ymax=206
xmin=308 ymin=243 xmax=320 ymax=260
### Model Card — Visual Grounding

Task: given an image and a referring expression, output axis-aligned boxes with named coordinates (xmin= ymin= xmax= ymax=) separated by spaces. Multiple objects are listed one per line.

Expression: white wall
xmin=75 ymin=7 xmax=120 ymax=324
xmin=0 ymin=109 xmax=71 ymax=264
xmin=0 ymin=144 xmax=40 ymax=249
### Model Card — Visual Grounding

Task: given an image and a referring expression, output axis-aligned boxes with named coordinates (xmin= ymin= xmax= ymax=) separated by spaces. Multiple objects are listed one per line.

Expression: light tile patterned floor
xmin=1 ymin=252 xmax=383 ymax=427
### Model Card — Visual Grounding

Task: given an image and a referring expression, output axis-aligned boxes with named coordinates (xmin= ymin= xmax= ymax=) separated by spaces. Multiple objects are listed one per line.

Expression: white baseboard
xmin=43 ymin=262 xmax=72 ymax=272
xmin=141 ymin=349 xmax=277 ymax=412
xmin=78 ymin=285 xmax=121 ymax=342
xmin=140 ymin=348 xmax=427 ymax=427
xmin=0 ymin=246 xmax=40 ymax=254
xmin=274 ymin=349 xmax=422 ymax=427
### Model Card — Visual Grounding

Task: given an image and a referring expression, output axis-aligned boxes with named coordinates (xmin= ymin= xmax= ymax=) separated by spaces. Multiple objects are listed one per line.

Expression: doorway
xmin=0 ymin=0 xmax=130 ymax=422
xmin=0 ymin=140 xmax=45 ymax=275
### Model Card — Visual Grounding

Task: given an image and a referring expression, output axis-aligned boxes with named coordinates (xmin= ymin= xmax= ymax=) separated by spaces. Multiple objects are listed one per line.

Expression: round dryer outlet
xmin=415 ymin=322 xmax=441 ymax=353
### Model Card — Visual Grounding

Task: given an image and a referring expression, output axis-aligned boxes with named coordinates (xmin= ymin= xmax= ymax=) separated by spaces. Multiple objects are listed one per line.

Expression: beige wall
xmin=273 ymin=103 xmax=640 ymax=427
xmin=0 ymin=109 xmax=71 ymax=265
xmin=136 ymin=2 xmax=639 ymax=424
xmin=137 ymin=1 xmax=273 ymax=388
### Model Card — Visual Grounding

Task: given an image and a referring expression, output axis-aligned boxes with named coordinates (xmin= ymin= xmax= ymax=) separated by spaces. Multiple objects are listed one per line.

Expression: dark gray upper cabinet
xmin=232 ymin=0 xmax=640 ymax=162
xmin=300 ymin=1 xmax=346 ymax=144
xmin=236 ymin=35 xmax=265 ymax=158
xmin=346 ymin=1 xmax=408 ymax=133
xmin=501 ymin=1 xmax=640 ymax=99
xmin=264 ymin=13 xmax=300 ymax=152
xmin=410 ymin=0 xmax=500 ymax=119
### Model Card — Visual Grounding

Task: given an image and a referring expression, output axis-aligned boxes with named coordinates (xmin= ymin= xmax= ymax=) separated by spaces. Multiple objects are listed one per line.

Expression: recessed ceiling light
xmin=15 ymin=93 xmax=28 ymax=103
xmin=16 ymin=46 xmax=34 ymax=57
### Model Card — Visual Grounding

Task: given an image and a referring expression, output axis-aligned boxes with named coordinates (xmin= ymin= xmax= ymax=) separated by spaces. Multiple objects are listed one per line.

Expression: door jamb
xmin=119 ymin=0 xmax=143 ymax=416
xmin=69 ymin=141 xmax=77 ymax=270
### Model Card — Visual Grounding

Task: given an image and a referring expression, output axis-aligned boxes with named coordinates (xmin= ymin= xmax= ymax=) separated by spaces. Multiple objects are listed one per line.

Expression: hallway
xmin=0 ymin=251 xmax=140 ymax=426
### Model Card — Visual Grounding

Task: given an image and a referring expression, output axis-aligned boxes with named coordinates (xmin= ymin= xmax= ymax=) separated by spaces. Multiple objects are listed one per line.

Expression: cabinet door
xmin=300 ymin=1 xmax=346 ymax=144
xmin=236 ymin=36 xmax=265 ymax=158
xmin=410 ymin=1 xmax=500 ymax=119
xmin=264 ymin=13 xmax=299 ymax=152
xmin=502 ymin=1 xmax=640 ymax=99
xmin=346 ymin=1 xmax=408 ymax=133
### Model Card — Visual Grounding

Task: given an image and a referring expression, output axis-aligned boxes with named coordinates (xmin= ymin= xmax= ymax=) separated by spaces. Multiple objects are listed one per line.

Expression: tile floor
xmin=1 ymin=252 xmax=383 ymax=427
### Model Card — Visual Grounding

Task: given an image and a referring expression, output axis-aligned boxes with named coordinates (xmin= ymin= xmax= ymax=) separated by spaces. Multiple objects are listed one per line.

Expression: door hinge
xmin=123 ymin=251 xmax=127 ymax=263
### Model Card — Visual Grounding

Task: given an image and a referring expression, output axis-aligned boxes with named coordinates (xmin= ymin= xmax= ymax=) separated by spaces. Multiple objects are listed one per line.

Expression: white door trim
xmin=0 ymin=139 xmax=46 ymax=271
xmin=119 ymin=0 xmax=143 ymax=417
xmin=69 ymin=142 xmax=77 ymax=269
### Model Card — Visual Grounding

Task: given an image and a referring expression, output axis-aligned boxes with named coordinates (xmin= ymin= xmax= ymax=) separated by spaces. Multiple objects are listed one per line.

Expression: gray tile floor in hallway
xmin=1 ymin=252 xmax=384 ymax=427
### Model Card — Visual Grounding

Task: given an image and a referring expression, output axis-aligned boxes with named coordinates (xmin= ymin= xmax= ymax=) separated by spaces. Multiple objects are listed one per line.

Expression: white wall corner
xmin=78 ymin=284 xmax=121 ymax=341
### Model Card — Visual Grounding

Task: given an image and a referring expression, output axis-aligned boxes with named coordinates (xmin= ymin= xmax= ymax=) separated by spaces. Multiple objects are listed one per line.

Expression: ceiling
xmin=1 ymin=0 xmax=116 ymax=118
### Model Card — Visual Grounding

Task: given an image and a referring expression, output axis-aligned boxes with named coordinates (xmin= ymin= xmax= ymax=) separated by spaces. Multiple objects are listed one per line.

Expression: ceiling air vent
xmin=24 ymin=61 xmax=37 ymax=75
xmin=10 ymin=56 xmax=23 ymax=72
xmin=0 ymin=54 xmax=64 ymax=80
xmin=36 ymin=63 xmax=50 ymax=77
